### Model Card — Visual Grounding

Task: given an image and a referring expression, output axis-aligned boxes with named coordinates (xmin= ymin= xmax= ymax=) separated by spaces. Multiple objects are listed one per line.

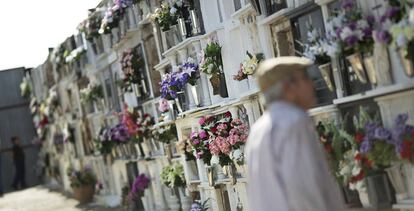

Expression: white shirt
xmin=246 ymin=101 xmax=345 ymax=211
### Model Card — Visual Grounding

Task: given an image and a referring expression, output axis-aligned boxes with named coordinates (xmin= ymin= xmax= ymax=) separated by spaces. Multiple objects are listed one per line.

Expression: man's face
xmin=285 ymin=71 xmax=316 ymax=109
xmin=14 ymin=138 xmax=20 ymax=145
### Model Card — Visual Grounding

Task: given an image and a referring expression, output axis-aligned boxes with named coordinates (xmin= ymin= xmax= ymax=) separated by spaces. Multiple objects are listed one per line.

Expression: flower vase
xmin=403 ymin=163 xmax=414 ymax=198
xmin=102 ymin=34 xmax=112 ymax=51
xmin=72 ymin=185 xmax=94 ymax=204
xmin=135 ymin=143 xmax=145 ymax=159
xmin=363 ymin=55 xmax=377 ymax=86
xmin=207 ymin=166 xmax=214 ymax=187
xmin=127 ymin=7 xmax=136 ymax=29
xmin=167 ymin=194 xmax=181 ymax=211
xmin=132 ymin=83 xmax=142 ymax=97
xmin=174 ymin=97 xmax=183 ymax=114
xmin=141 ymin=140 xmax=151 ymax=158
xmin=386 ymin=164 xmax=408 ymax=201
xmin=178 ymin=18 xmax=187 ymax=40
xmin=178 ymin=188 xmax=191 ymax=211
xmin=190 ymin=10 xmax=200 ymax=35
xmin=346 ymin=53 xmax=368 ymax=84
xmin=318 ymin=63 xmax=334 ymax=91
xmin=111 ymin=28 xmax=120 ymax=44
xmin=216 ymin=165 xmax=226 ymax=180
xmin=236 ymin=163 xmax=247 ymax=178
xmin=167 ymin=100 xmax=176 ymax=120
xmin=398 ymin=49 xmax=414 ymax=77
xmin=190 ymin=85 xmax=200 ymax=107
xmin=365 ymin=173 xmax=393 ymax=208
xmin=164 ymin=143 xmax=173 ymax=160
xmin=357 ymin=189 xmax=371 ymax=208
xmin=163 ymin=26 xmax=180 ymax=49
xmin=225 ymin=164 xmax=237 ymax=185
xmin=210 ymin=75 xmax=221 ymax=96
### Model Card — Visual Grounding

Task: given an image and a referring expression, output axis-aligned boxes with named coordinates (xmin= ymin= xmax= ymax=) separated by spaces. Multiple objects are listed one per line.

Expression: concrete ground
xmin=0 ymin=186 xmax=123 ymax=211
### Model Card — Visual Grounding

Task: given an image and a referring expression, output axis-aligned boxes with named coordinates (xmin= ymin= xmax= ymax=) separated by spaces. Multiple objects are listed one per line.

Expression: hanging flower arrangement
xmin=80 ymin=10 xmax=102 ymax=41
xmin=95 ymin=126 xmax=116 ymax=155
xmin=129 ymin=173 xmax=151 ymax=200
xmin=151 ymin=124 xmax=177 ymax=144
xmin=160 ymin=164 xmax=186 ymax=188
xmin=233 ymin=51 xmax=264 ymax=81
xmin=325 ymin=0 xmax=375 ymax=55
xmin=120 ymin=104 xmax=154 ymax=143
xmin=99 ymin=6 xmax=121 ymax=34
xmin=303 ymin=27 xmax=338 ymax=65
xmin=151 ymin=1 xmax=178 ymax=31
xmin=199 ymin=39 xmax=223 ymax=95
xmin=191 ymin=112 xmax=249 ymax=166
xmin=80 ymin=83 xmax=104 ymax=103
xmin=120 ymin=48 xmax=145 ymax=92
xmin=158 ymin=98 xmax=170 ymax=113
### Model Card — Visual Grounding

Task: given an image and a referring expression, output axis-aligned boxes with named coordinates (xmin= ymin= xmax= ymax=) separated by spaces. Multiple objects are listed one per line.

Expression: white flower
xmin=339 ymin=165 xmax=351 ymax=176
xmin=351 ymin=165 xmax=361 ymax=176
xmin=231 ymin=149 xmax=243 ymax=161
xmin=397 ymin=33 xmax=408 ymax=47
xmin=355 ymin=181 xmax=366 ymax=192
xmin=357 ymin=20 xmax=369 ymax=30
xmin=210 ymin=155 xmax=220 ymax=165
xmin=170 ymin=7 xmax=177 ymax=15
xmin=410 ymin=8 xmax=414 ymax=24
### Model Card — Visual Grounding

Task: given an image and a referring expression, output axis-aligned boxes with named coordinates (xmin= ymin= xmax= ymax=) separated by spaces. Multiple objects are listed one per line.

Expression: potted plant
xmin=199 ymin=39 xmax=227 ymax=97
xmin=68 ymin=165 xmax=97 ymax=204
xmin=151 ymin=1 xmax=180 ymax=48
xmin=325 ymin=0 xmax=376 ymax=84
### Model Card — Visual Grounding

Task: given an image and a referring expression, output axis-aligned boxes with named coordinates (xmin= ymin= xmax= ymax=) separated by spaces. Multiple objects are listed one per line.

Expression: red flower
xmin=211 ymin=127 xmax=218 ymax=134
xmin=355 ymin=132 xmax=364 ymax=144
xmin=224 ymin=111 xmax=232 ymax=118
xmin=400 ymin=140 xmax=413 ymax=160
xmin=355 ymin=170 xmax=365 ymax=181
xmin=207 ymin=116 xmax=215 ymax=122
xmin=324 ymin=144 xmax=332 ymax=153
xmin=354 ymin=153 xmax=362 ymax=161
xmin=362 ymin=157 xmax=373 ymax=168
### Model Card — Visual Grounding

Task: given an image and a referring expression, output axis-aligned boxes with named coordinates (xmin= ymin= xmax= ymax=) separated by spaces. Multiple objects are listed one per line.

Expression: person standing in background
xmin=246 ymin=57 xmax=345 ymax=211
xmin=11 ymin=136 xmax=26 ymax=190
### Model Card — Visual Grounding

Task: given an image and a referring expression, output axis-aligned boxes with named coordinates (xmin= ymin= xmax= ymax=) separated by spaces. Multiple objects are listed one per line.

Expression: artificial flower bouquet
xmin=120 ymin=48 xmax=145 ymax=92
xmin=178 ymin=58 xmax=200 ymax=86
xmin=151 ymin=1 xmax=178 ymax=31
xmin=326 ymin=0 xmax=375 ymax=56
xmin=303 ymin=27 xmax=337 ymax=65
xmin=160 ymin=164 xmax=186 ymax=189
xmin=80 ymin=83 xmax=104 ymax=103
xmin=129 ymin=173 xmax=151 ymax=200
xmin=120 ymin=104 xmax=154 ymax=143
xmin=95 ymin=126 xmax=116 ymax=155
xmin=199 ymin=39 xmax=223 ymax=94
xmin=192 ymin=112 xmax=249 ymax=167
xmin=152 ymin=124 xmax=178 ymax=144
xmin=68 ymin=165 xmax=98 ymax=188
xmin=233 ymin=51 xmax=264 ymax=81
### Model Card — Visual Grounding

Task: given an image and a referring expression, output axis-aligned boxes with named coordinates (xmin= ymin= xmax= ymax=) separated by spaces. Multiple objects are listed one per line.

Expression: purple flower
xmin=386 ymin=7 xmax=400 ymax=19
xmin=199 ymin=130 xmax=207 ymax=139
xmin=341 ymin=0 xmax=356 ymax=10
xmin=345 ymin=35 xmax=359 ymax=46
xmin=363 ymin=28 xmax=373 ymax=39
xmin=395 ymin=114 xmax=409 ymax=126
xmin=375 ymin=30 xmax=392 ymax=44
xmin=335 ymin=28 xmax=343 ymax=38
xmin=131 ymin=174 xmax=150 ymax=194
xmin=360 ymin=139 xmax=372 ymax=153
xmin=193 ymin=139 xmax=200 ymax=145
xmin=348 ymin=22 xmax=357 ymax=30
xmin=366 ymin=15 xmax=376 ymax=26
xmin=374 ymin=127 xmax=391 ymax=141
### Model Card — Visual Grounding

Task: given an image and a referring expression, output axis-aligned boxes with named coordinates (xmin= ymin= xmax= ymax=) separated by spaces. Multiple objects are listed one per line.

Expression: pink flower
xmin=209 ymin=142 xmax=221 ymax=155
xmin=192 ymin=139 xmax=200 ymax=145
xmin=199 ymin=130 xmax=208 ymax=139
xmin=198 ymin=117 xmax=206 ymax=125
xmin=158 ymin=99 xmax=169 ymax=113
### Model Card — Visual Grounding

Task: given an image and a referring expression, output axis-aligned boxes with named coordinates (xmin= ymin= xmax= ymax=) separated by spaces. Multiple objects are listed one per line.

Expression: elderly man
xmin=246 ymin=57 xmax=345 ymax=211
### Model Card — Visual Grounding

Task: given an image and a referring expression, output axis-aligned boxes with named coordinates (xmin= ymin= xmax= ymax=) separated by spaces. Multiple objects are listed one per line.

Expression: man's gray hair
xmin=262 ymin=82 xmax=284 ymax=104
